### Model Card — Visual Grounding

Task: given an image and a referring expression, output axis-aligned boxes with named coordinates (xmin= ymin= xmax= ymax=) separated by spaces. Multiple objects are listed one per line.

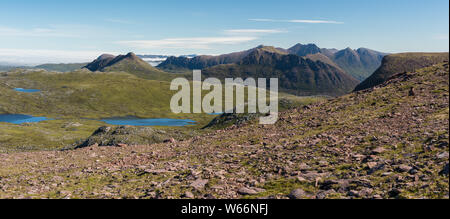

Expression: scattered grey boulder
xmin=316 ymin=190 xmax=336 ymax=199
xmin=288 ymin=189 xmax=307 ymax=199
xmin=437 ymin=152 xmax=449 ymax=159
xmin=237 ymin=187 xmax=265 ymax=195
xmin=372 ymin=147 xmax=386 ymax=154
xmin=183 ymin=191 xmax=195 ymax=199
xmin=396 ymin=165 xmax=413 ymax=173
xmin=190 ymin=179 xmax=209 ymax=190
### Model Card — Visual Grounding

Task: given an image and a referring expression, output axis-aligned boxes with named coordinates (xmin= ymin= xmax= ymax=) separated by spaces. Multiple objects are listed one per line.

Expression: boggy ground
xmin=0 ymin=62 xmax=448 ymax=199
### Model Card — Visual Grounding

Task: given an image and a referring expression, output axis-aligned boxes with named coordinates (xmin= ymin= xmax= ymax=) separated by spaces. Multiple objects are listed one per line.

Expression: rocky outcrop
xmin=288 ymin=43 xmax=322 ymax=57
xmin=84 ymin=54 xmax=116 ymax=71
xmin=75 ymin=126 xmax=191 ymax=149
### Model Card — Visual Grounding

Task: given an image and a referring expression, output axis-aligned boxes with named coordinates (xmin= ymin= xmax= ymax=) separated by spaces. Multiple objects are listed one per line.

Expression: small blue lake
xmin=0 ymin=114 xmax=50 ymax=124
xmin=100 ymin=117 xmax=197 ymax=127
xmin=14 ymin=88 xmax=41 ymax=93
xmin=208 ymin=112 xmax=224 ymax=116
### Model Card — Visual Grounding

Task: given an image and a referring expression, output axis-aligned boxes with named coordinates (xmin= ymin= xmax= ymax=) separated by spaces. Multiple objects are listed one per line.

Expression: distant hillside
xmin=34 ymin=63 xmax=88 ymax=72
xmin=328 ymin=48 xmax=386 ymax=81
xmin=84 ymin=53 xmax=176 ymax=81
xmin=0 ymin=65 xmax=22 ymax=72
xmin=202 ymin=48 xmax=359 ymax=96
xmin=355 ymin=52 xmax=449 ymax=91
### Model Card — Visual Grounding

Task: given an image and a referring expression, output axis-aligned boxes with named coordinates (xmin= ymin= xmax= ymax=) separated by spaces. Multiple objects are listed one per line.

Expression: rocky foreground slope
xmin=0 ymin=61 xmax=448 ymax=199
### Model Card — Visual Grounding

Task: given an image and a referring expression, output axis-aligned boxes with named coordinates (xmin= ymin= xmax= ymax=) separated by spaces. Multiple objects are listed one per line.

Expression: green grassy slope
xmin=355 ymin=52 xmax=449 ymax=91
xmin=102 ymin=55 xmax=181 ymax=81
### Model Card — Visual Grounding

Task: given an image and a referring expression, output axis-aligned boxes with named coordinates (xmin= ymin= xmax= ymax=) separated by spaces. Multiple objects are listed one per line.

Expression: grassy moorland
xmin=1 ymin=69 xmax=190 ymax=119
xmin=0 ymin=69 xmax=211 ymax=152
xmin=34 ymin=63 xmax=88 ymax=72
xmin=0 ymin=68 xmax=322 ymax=152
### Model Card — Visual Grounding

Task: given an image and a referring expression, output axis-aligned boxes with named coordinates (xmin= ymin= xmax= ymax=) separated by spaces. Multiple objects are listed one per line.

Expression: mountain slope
xmin=157 ymin=45 xmax=287 ymax=72
xmin=327 ymin=48 xmax=386 ymax=81
xmin=288 ymin=43 xmax=322 ymax=56
xmin=84 ymin=53 xmax=176 ymax=81
xmin=0 ymin=59 xmax=447 ymax=199
xmin=202 ymin=48 xmax=359 ymax=96
xmin=355 ymin=52 xmax=449 ymax=91
xmin=305 ymin=53 xmax=343 ymax=70
xmin=84 ymin=54 xmax=116 ymax=71
xmin=280 ymin=43 xmax=386 ymax=81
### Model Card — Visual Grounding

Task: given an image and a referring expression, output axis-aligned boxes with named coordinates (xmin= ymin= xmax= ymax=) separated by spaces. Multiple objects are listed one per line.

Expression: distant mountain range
xmin=80 ymin=49 xmax=359 ymax=96
xmin=157 ymin=43 xmax=387 ymax=81
xmin=137 ymin=54 xmax=196 ymax=66
xmin=202 ymin=46 xmax=360 ymax=96
xmin=157 ymin=47 xmax=261 ymax=71
xmin=137 ymin=54 xmax=196 ymax=59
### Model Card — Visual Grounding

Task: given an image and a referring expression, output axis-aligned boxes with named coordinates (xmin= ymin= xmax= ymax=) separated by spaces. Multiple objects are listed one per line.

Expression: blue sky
xmin=0 ymin=0 xmax=448 ymax=64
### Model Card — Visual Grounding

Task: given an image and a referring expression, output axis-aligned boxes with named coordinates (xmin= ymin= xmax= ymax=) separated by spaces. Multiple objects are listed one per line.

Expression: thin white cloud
xmin=104 ymin=18 xmax=133 ymax=24
xmin=249 ymin=19 xmax=277 ymax=22
xmin=0 ymin=26 xmax=79 ymax=37
xmin=117 ymin=36 xmax=258 ymax=49
xmin=249 ymin=18 xmax=343 ymax=24
xmin=0 ymin=48 xmax=115 ymax=65
xmin=433 ymin=34 xmax=449 ymax=40
xmin=224 ymin=29 xmax=287 ymax=34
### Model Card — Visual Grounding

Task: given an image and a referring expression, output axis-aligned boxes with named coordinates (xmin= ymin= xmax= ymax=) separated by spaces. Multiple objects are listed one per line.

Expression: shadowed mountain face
xmin=202 ymin=48 xmax=360 ymax=96
xmin=355 ymin=52 xmax=449 ymax=91
xmin=329 ymin=48 xmax=386 ymax=81
xmin=85 ymin=53 xmax=155 ymax=72
xmin=84 ymin=54 xmax=116 ymax=71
